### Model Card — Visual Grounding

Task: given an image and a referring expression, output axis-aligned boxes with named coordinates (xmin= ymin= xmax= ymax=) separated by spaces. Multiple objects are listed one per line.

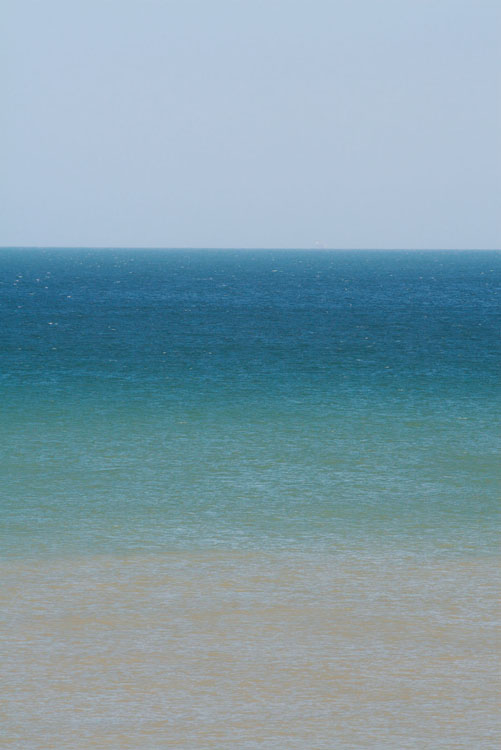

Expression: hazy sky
xmin=2 ymin=0 xmax=500 ymax=248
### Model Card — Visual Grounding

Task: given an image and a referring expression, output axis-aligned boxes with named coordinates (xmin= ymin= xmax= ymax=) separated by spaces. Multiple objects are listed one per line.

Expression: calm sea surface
xmin=1 ymin=249 xmax=500 ymax=748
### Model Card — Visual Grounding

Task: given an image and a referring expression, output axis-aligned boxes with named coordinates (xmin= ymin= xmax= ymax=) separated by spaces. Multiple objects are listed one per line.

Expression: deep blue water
xmin=1 ymin=249 xmax=499 ymax=556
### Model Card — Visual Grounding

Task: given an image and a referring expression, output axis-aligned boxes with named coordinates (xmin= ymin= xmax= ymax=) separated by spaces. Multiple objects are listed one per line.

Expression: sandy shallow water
xmin=2 ymin=550 xmax=499 ymax=749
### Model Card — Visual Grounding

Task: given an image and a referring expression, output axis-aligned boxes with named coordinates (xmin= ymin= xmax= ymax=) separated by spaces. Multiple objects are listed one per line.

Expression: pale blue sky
xmin=2 ymin=0 xmax=500 ymax=248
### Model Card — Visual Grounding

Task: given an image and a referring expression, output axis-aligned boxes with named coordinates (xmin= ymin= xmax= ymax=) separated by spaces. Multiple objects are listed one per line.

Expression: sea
xmin=1 ymin=248 xmax=499 ymax=749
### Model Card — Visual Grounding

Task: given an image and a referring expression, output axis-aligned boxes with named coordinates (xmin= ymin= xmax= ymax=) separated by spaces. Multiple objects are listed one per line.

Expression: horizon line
xmin=0 ymin=246 xmax=499 ymax=252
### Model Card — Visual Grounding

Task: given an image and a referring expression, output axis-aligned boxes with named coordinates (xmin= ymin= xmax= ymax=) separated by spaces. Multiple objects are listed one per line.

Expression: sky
xmin=2 ymin=0 xmax=500 ymax=249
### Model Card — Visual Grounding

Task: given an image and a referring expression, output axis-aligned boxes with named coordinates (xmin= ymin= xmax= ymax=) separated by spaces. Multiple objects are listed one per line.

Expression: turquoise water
xmin=1 ymin=249 xmax=500 ymax=749
xmin=1 ymin=249 xmax=499 ymax=557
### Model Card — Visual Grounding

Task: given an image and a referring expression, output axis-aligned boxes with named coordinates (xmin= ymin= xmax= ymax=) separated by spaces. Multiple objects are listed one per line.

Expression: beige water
xmin=2 ymin=550 xmax=499 ymax=749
